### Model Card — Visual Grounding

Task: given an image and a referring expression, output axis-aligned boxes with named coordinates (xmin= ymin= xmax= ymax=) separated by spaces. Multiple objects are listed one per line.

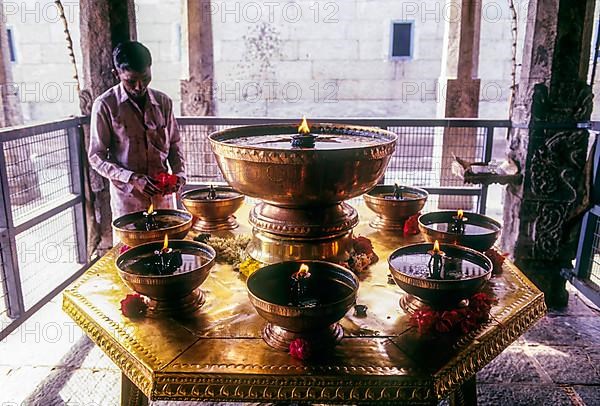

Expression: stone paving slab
xmin=476 ymin=384 xmax=573 ymax=406
xmin=530 ymin=346 xmax=600 ymax=385
xmin=477 ymin=346 xmax=545 ymax=384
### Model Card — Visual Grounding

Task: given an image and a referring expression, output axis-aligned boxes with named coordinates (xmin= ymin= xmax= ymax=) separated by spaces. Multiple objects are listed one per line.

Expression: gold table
xmin=62 ymin=203 xmax=546 ymax=405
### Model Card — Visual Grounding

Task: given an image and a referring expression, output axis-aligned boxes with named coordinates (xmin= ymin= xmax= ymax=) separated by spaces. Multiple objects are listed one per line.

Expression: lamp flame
xmin=298 ymin=116 xmax=310 ymax=134
xmin=162 ymin=234 xmax=169 ymax=252
xmin=293 ymin=263 xmax=311 ymax=280
xmin=147 ymin=203 xmax=154 ymax=214
xmin=433 ymin=240 xmax=441 ymax=253
xmin=457 ymin=209 xmax=464 ymax=219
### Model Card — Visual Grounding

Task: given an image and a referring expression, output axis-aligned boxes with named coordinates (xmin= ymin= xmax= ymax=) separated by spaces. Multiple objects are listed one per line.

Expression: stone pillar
xmin=438 ymin=0 xmax=481 ymax=210
xmin=0 ymin=0 xmax=40 ymax=205
xmin=180 ymin=0 xmax=215 ymax=116
xmin=502 ymin=0 xmax=595 ymax=308
xmin=79 ymin=0 xmax=137 ymax=256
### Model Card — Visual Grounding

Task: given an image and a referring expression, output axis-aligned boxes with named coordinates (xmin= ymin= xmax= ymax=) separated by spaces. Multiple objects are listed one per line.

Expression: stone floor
xmin=0 ymin=283 xmax=598 ymax=406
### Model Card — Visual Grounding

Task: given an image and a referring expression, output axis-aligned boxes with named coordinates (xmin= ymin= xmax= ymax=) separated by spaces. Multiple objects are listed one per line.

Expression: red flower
xmin=120 ymin=293 xmax=148 ymax=318
xmin=154 ymin=173 xmax=178 ymax=194
xmin=353 ymin=236 xmax=374 ymax=255
xmin=457 ymin=308 xmax=479 ymax=334
xmin=119 ymin=245 xmax=131 ymax=254
xmin=484 ymin=249 xmax=508 ymax=274
xmin=403 ymin=213 xmax=420 ymax=237
xmin=289 ymin=338 xmax=312 ymax=360
xmin=469 ymin=292 xmax=496 ymax=321
xmin=435 ymin=310 xmax=460 ymax=333
xmin=409 ymin=308 xmax=436 ymax=334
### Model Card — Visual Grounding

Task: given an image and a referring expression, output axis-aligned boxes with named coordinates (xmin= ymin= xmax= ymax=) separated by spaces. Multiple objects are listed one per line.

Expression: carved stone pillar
xmin=502 ymin=0 xmax=595 ymax=307
xmin=79 ymin=0 xmax=137 ymax=256
xmin=180 ymin=0 xmax=215 ymax=116
xmin=438 ymin=0 xmax=482 ymax=210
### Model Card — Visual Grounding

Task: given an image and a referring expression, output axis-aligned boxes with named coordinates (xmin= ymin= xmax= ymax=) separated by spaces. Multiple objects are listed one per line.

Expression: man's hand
xmin=174 ymin=175 xmax=186 ymax=194
xmin=131 ymin=174 xmax=161 ymax=197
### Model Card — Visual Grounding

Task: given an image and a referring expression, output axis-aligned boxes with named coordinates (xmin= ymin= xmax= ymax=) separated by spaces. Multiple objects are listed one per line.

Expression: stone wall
xmin=9 ymin=0 xmax=534 ymax=122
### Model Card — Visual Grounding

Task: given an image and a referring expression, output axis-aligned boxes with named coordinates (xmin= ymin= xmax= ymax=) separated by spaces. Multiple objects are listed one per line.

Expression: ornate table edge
xmin=433 ymin=288 xmax=547 ymax=399
xmin=151 ymin=373 xmax=437 ymax=404
xmin=62 ymin=291 xmax=157 ymax=398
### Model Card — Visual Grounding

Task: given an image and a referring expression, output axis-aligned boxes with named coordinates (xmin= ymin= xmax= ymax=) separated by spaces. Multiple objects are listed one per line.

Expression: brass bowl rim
xmin=247 ymin=260 xmax=359 ymax=312
xmin=387 ymin=242 xmax=493 ymax=284
xmin=365 ymin=185 xmax=429 ymax=202
xmin=181 ymin=186 xmax=245 ymax=203
xmin=116 ymin=239 xmax=216 ymax=279
xmin=208 ymin=122 xmax=398 ymax=151
xmin=112 ymin=209 xmax=193 ymax=235
xmin=418 ymin=210 xmax=501 ymax=238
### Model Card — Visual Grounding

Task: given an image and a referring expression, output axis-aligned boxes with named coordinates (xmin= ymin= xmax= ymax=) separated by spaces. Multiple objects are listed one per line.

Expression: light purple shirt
xmin=88 ymin=83 xmax=186 ymax=218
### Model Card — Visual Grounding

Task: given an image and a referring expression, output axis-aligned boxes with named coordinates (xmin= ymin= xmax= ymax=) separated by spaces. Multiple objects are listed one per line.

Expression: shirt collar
xmin=116 ymin=83 xmax=160 ymax=106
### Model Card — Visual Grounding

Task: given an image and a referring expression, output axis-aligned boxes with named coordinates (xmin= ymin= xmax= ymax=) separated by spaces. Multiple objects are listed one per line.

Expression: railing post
xmin=477 ymin=126 xmax=495 ymax=214
xmin=0 ymin=141 xmax=25 ymax=318
xmin=67 ymin=125 xmax=87 ymax=264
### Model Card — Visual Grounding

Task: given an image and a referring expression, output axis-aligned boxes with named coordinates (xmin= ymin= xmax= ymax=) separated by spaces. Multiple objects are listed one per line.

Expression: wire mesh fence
xmin=589 ymin=213 xmax=600 ymax=289
xmin=16 ymin=208 xmax=80 ymax=311
xmin=3 ymin=129 xmax=74 ymax=225
xmin=178 ymin=119 xmax=494 ymax=212
xmin=0 ymin=118 xmax=86 ymax=340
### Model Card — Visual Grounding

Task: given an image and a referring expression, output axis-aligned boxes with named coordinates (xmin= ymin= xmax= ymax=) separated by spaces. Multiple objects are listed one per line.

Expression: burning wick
xmin=290 ymin=263 xmax=312 ymax=306
xmin=448 ymin=209 xmax=468 ymax=234
xmin=153 ymin=234 xmax=182 ymax=275
xmin=427 ymin=240 xmax=446 ymax=279
xmin=292 ymin=263 xmax=311 ymax=281
xmin=291 ymin=116 xmax=317 ymax=148
xmin=207 ymin=185 xmax=217 ymax=200
xmin=143 ymin=203 xmax=157 ymax=231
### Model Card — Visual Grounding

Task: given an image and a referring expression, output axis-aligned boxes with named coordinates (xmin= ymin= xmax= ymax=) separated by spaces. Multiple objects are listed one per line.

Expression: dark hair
xmin=113 ymin=41 xmax=152 ymax=72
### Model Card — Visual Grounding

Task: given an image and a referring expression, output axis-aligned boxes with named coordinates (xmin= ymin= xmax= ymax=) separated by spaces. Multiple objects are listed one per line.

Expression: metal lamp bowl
xmin=418 ymin=211 xmax=501 ymax=252
xmin=116 ymin=240 xmax=216 ymax=303
xmin=112 ymin=209 xmax=193 ymax=247
xmin=364 ymin=185 xmax=428 ymax=230
xmin=181 ymin=186 xmax=244 ymax=231
xmin=247 ymin=260 xmax=358 ymax=333
xmin=209 ymin=123 xmax=397 ymax=206
xmin=388 ymin=243 xmax=493 ymax=307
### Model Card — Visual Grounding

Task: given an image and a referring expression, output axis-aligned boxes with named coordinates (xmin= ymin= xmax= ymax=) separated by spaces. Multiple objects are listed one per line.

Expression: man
xmin=88 ymin=41 xmax=185 ymax=219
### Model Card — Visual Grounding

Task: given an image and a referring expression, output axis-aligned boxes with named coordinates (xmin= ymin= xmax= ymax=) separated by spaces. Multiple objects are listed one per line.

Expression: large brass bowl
xmin=209 ymin=123 xmax=397 ymax=263
xmin=364 ymin=185 xmax=428 ymax=230
xmin=181 ymin=186 xmax=245 ymax=232
xmin=116 ymin=240 xmax=216 ymax=315
xmin=388 ymin=243 xmax=493 ymax=309
xmin=418 ymin=211 xmax=501 ymax=252
xmin=112 ymin=209 xmax=193 ymax=247
xmin=247 ymin=260 xmax=358 ymax=351
xmin=209 ymin=123 xmax=397 ymax=206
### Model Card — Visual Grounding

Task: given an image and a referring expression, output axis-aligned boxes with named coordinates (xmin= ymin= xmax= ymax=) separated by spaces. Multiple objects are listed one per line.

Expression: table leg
xmin=449 ymin=376 xmax=477 ymax=406
xmin=121 ymin=372 xmax=149 ymax=406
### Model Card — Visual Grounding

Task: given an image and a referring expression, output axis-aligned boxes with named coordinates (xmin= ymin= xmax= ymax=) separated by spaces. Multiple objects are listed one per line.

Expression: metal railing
xmin=0 ymin=118 xmax=88 ymax=340
xmin=178 ymin=117 xmax=510 ymax=213
xmin=0 ymin=115 xmax=511 ymax=340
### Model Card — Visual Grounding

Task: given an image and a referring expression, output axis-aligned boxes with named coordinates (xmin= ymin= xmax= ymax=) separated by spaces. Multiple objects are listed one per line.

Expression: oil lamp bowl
xmin=388 ymin=243 xmax=493 ymax=308
xmin=247 ymin=260 xmax=358 ymax=351
xmin=364 ymin=185 xmax=428 ymax=230
xmin=112 ymin=209 xmax=193 ymax=247
xmin=209 ymin=123 xmax=397 ymax=206
xmin=116 ymin=240 xmax=216 ymax=314
xmin=418 ymin=211 xmax=501 ymax=252
xmin=181 ymin=186 xmax=245 ymax=232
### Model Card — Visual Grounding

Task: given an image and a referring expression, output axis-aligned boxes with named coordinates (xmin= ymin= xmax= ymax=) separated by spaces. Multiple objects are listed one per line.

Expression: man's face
xmin=116 ymin=66 xmax=152 ymax=100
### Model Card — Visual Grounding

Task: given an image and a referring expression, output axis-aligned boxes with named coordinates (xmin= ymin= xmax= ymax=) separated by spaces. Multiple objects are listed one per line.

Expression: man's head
xmin=113 ymin=41 xmax=152 ymax=100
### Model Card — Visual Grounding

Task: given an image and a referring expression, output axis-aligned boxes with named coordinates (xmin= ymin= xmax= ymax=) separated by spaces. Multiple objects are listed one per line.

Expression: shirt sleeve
xmin=88 ymin=99 xmax=135 ymax=184
xmin=165 ymin=98 xmax=186 ymax=180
